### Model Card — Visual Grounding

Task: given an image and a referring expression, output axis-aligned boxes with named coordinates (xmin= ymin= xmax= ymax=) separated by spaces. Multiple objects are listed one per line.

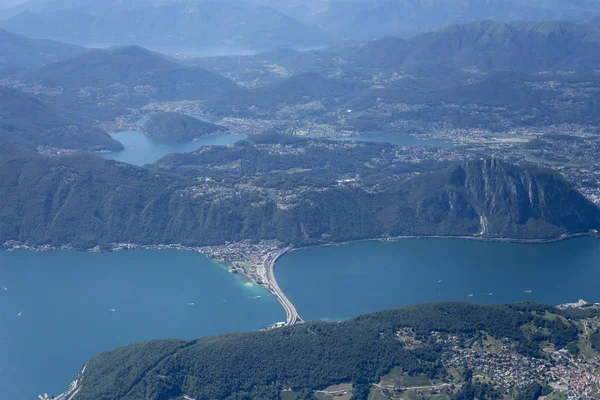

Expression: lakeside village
xmin=1 ymin=238 xmax=284 ymax=288
xmin=441 ymin=334 xmax=600 ymax=400
xmin=382 ymin=301 xmax=600 ymax=400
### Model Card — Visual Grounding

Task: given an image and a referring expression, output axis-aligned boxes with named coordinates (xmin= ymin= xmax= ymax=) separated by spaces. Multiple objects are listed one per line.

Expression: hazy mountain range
xmin=0 ymin=0 xmax=328 ymax=52
xmin=0 ymin=27 xmax=85 ymax=73
xmin=2 ymin=0 xmax=600 ymax=52
xmin=4 ymin=18 xmax=600 ymax=149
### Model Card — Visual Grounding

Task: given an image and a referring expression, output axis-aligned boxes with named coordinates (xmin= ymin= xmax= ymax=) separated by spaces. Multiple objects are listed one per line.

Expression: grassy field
xmin=280 ymin=390 xmax=298 ymax=400
xmin=379 ymin=368 xmax=432 ymax=388
xmin=314 ymin=383 xmax=353 ymax=400
xmin=402 ymin=375 xmax=433 ymax=388
xmin=369 ymin=386 xmax=453 ymax=400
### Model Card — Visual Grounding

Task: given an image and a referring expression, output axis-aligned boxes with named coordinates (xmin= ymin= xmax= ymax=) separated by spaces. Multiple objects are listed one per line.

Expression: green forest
xmin=75 ymin=302 xmax=591 ymax=400
xmin=1 ymin=136 xmax=598 ymax=250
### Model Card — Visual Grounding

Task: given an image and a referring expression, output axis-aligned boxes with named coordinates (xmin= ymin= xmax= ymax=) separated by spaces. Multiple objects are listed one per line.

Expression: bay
xmin=0 ymin=250 xmax=283 ymax=400
xmin=337 ymin=133 xmax=453 ymax=147
xmin=99 ymin=131 xmax=245 ymax=166
xmin=276 ymin=238 xmax=600 ymax=322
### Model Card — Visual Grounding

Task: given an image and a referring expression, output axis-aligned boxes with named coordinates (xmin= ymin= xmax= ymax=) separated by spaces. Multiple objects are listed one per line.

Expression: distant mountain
xmin=28 ymin=45 xmax=228 ymax=92
xmin=346 ymin=19 xmax=600 ymax=73
xmin=308 ymin=0 xmax=600 ymax=40
xmin=142 ymin=113 xmax=227 ymax=142
xmin=0 ymin=28 xmax=86 ymax=73
xmin=0 ymin=0 xmax=328 ymax=51
xmin=20 ymin=45 xmax=237 ymax=124
xmin=192 ymin=19 xmax=600 ymax=97
xmin=207 ymin=72 xmax=365 ymax=116
xmin=0 ymin=86 xmax=122 ymax=151
xmin=1 ymin=136 xmax=597 ymax=249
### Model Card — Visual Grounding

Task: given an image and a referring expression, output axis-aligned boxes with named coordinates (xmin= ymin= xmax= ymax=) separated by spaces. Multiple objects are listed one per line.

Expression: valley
xmin=2 ymin=5 xmax=600 ymax=399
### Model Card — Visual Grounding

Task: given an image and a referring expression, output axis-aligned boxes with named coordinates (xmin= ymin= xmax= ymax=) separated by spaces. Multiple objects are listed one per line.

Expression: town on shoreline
xmin=4 ymin=230 xmax=600 ymax=330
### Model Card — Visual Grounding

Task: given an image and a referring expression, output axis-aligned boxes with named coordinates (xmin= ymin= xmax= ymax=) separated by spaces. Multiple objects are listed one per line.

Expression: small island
xmin=142 ymin=112 xmax=227 ymax=142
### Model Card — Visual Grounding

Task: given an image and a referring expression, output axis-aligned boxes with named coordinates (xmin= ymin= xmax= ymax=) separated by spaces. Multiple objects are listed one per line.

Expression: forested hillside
xmin=73 ymin=302 xmax=595 ymax=400
xmin=0 ymin=28 xmax=86 ymax=72
xmin=142 ymin=113 xmax=227 ymax=142
xmin=16 ymin=45 xmax=238 ymax=124
xmin=1 ymin=136 xmax=597 ymax=249
xmin=0 ymin=86 xmax=122 ymax=151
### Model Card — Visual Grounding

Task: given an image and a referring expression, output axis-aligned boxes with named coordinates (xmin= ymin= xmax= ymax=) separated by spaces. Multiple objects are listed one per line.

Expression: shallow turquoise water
xmin=276 ymin=238 xmax=600 ymax=321
xmin=0 ymin=250 xmax=283 ymax=399
xmin=100 ymin=131 xmax=245 ymax=165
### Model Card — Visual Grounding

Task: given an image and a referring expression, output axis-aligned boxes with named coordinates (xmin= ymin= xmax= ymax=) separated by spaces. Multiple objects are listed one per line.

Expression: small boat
xmin=524 ymin=290 xmax=532 ymax=294
xmin=485 ymin=292 xmax=493 ymax=296
xmin=2 ymin=286 xmax=7 ymax=291
xmin=437 ymin=280 xmax=442 ymax=283
xmin=187 ymin=302 xmax=195 ymax=306
xmin=468 ymin=294 xmax=474 ymax=297
xmin=17 ymin=311 xmax=23 ymax=317
xmin=254 ymin=296 xmax=262 ymax=299
xmin=109 ymin=309 xmax=116 ymax=312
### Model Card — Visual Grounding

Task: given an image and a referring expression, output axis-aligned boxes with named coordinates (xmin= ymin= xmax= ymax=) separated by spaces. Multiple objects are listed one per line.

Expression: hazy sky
xmin=0 ymin=0 xmax=27 ymax=8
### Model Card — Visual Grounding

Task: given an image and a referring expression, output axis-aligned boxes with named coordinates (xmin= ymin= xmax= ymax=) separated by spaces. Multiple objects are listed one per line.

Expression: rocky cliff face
xmin=0 ymin=143 xmax=597 ymax=248
xmin=440 ymin=158 xmax=600 ymax=238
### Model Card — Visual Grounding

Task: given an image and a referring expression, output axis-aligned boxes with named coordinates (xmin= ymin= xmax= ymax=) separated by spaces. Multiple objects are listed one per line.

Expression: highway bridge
xmin=263 ymin=247 xmax=303 ymax=326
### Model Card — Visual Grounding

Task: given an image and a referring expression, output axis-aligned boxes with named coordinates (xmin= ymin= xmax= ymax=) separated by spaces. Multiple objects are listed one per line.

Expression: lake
xmin=276 ymin=237 xmax=600 ymax=322
xmin=3 ymin=238 xmax=600 ymax=398
xmin=337 ymin=133 xmax=453 ymax=148
xmin=0 ymin=250 xmax=283 ymax=400
xmin=101 ymin=131 xmax=448 ymax=166
xmin=100 ymin=131 xmax=245 ymax=166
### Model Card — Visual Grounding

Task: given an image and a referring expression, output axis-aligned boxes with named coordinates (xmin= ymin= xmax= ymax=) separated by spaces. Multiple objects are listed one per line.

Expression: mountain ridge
xmin=0 ymin=0 xmax=328 ymax=51
xmin=0 ymin=86 xmax=122 ymax=151
xmin=0 ymin=27 xmax=86 ymax=72
xmin=1 ymin=137 xmax=597 ymax=249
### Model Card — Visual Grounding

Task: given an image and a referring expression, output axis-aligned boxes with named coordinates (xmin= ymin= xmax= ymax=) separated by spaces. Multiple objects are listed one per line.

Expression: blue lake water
xmin=0 ymin=250 xmax=283 ymax=399
xmin=337 ymin=133 xmax=453 ymax=147
xmin=100 ymin=131 xmax=245 ymax=166
xmin=3 ymin=238 xmax=600 ymax=398
xmin=276 ymin=238 xmax=600 ymax=322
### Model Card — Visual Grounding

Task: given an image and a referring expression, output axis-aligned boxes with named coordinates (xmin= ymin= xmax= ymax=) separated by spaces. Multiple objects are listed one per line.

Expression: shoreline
xmin=258 ymin=246 xmax=303 ymax=327
xmin=4 ymin=231 xmax=597 ymax=329
xmin=2 ymin=229 xmax=594 ymax=254
xmin=286 ymin=231 xmax=597 ymax=254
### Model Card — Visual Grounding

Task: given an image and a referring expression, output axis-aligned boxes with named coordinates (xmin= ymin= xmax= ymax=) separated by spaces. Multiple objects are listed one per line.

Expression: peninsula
xmin=141 ymin=112 xmax=227 ymax=142
xmin=57 ymin=301 xmax=600 ymax=400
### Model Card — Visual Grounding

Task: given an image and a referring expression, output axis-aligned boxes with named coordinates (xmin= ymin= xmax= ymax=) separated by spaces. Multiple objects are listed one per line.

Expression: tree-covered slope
xmin=0 ymin=28 xmax=86 ymax=72
xmin=28 ymin=45 xmax=236 ymax=99
xmin=73 ymin=302 xmax=591 ymax=400
xmin=1 ymin=137 xmax=598 ymax=249
xmin=142 ymin=113 xmax=227 ymax=142
xmin=0 ymin=86 xmax=122 ymax=151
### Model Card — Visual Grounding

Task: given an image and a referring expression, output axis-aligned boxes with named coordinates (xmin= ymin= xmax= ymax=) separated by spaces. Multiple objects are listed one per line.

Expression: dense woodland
xmin=142 ymin=113 xmax=227 ymax=142
xmin=1 ymin=136 xmax=598 ymax=249
xmin=0 ymin=86 xmax=122 ymax=151
xmin=75 ymin=302 xmax=589 ymax=400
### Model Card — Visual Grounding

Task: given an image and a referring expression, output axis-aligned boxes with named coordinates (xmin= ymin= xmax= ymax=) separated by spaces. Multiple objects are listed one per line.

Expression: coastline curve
xmin=260 ymin=246 xmax=303 ymax=326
